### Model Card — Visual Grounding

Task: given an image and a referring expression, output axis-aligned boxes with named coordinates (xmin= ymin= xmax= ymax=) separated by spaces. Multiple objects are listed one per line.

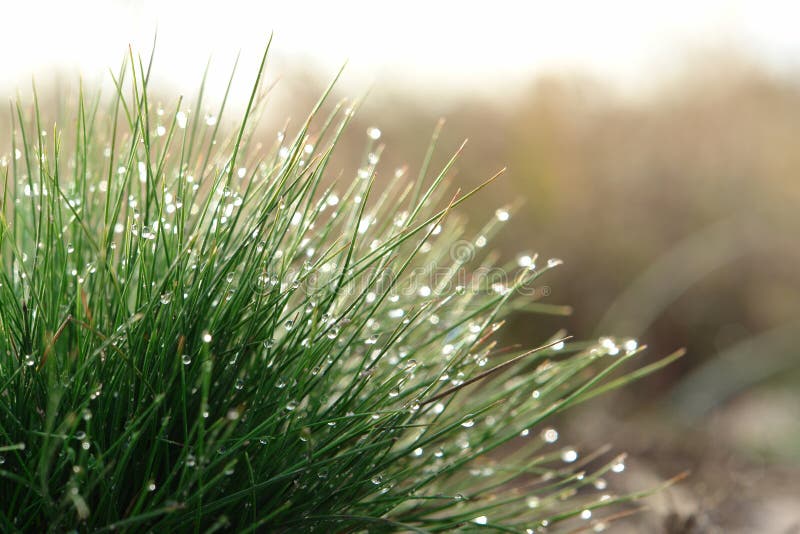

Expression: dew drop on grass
xmin=66 ymin=243 xmax=75 ymax=254
xmin=23 ymin=354 xmax=36 ymax=367
xmin=388 ymin=387 xmax=400 ymax=398
xmin=547 ymin=258 xmax=563 ymax=268
xmin=366 ymin=127 xmax=381 ymax=140
xmin=594 ymin=478 xmax=607 ymax=490
xmin=611 ymin=459 xmax=626 ymax=473
xmin=527 ymin=496 xmax=540 ymax=508
xmin=473 ymin=516 xmax=488 ymax=525
xmin=541 ymin=428 xmax=559 ymax=443
xmin=461 ymin=419 xmax=475 ymax=428
xmin=285 ymin=400 xmax=298 ymax=411
xmin=412 ymin=447 xmax=423 ymax=457
xmin=201 ymin=331 xmax=212 ymax=343
xmin=0 ymin=456 xmax=4 ymax=465
xmin=182 ymin=355 xmax=192 ymax=365
xmin=284 ymin=319 xmax=294 ymax=331
xmin=75 ymin=431 xmax=86 ymax=440
xmin=495 ymin=208 xmax=510 ymax=221
xmin=365 ymin=335 xmax=378 ymax=345
xmin=185 ymin=454 xmax=196 ymax=467
xmin=147 ymin=481 xmax=156 ymax=491
xmin=234 ymin=379 xmax=244 ymax=390
xmin=581 ymin=509 xmax=592 ymax=520
xmin=561 ymin=449 xmax=578 ymax=463
xmin=370 ymin=474 xmax=383 ymax=485
xmin=159 ymin=292 xmax=172 ymax=305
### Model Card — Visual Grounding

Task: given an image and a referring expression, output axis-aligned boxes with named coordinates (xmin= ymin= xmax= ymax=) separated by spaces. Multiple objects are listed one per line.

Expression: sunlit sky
xmin=2 ymin=0 xmax=800 ymax=102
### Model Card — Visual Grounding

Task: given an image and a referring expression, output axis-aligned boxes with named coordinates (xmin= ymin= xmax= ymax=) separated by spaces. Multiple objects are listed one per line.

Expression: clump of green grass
xmin=0 ymin=41 xmax=683 ymax=532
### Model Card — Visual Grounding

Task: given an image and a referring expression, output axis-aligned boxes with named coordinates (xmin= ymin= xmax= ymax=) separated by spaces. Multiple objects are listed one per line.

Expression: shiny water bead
xmin=541 ymin=427 xmax=559 ymax=443
xmin=366 ymin=127 xmax=381 ymax=140
xmin=561 ymin=449 xmax=578 ymax=463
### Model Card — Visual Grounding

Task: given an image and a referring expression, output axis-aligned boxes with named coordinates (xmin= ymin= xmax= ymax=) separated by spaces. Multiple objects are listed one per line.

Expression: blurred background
xmin=2 ymin=1 xmax=798 ymax=531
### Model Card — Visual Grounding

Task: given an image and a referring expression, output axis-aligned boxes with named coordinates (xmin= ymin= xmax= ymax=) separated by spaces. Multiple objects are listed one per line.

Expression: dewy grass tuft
xmin=0 ymin=42 xmax=683 ymax=532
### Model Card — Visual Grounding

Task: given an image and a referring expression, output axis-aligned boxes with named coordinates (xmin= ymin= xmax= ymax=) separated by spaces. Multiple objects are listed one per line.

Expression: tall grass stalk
xmin=0 ymin=42 xmax=681 ymax=532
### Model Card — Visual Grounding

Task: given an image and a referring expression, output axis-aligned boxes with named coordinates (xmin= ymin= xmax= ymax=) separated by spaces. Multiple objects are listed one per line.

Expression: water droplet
xmin=473 ymin=516 xmax=488 ymax=525
xmin=594 ymin=478 xmax=607 ymax=490
xmin=159 ymin=292 xmax=172 ymax=304
xmin=147 ymin=481 xmax=156 ymax=491
xmin=66 ymin=243 xmax=75 ymax=254
xmin=388 ymin=387 xmax=400 ymax=398
xmin=561 ymin=449 xmax=578 ymax=463
xmin=156 ymin=125 xmax=166 ymax=137
xmin=0 ymin=456 xmax=4 ymax=464
xmin=201 ymin=331 xmax=212 ymax=343
xmin=182 ymin=354 xmax=192 ymax=365
xmin=611 ymin=459 xmax=625 ymax=473
xmin=454 ymin=493 xmax=465 ymax=501
xmin=412 ymin=447 xmax=423 ymax=457
xmin=204 ymin=114 xmax=217 ymax=126
xmin=185 ymin=454 xmax=196 ymax=467
xmin=23 ymin=354 xmax=36 ymax=367
xmin=527 ymin=496 xmax=540 ymax=508
xmin=365 ymin=335 xmax=378 ymax=345
xmin=75 ymin=431 xmax=86 ymax=440
xmin=541 ymin=428 xmax=559 ymax=443
xmin=461 ymin=419 xmax=475 ymax=428
xmin=366 ymin=127 xmax=381 ymax=140
xmin=284 ymin=319 xmax=294 ymax=331
xmin=234 ymin=379 xmax=244 ymax=390
xmin=581 ymin=509 xmax=592 ymax=520
xmin=285 ymin=400 xmax=298 ymax=411
xmin=495 ymin=208 xmax=510 ymax=221
xmin=547 ymin=258 xmax=563 ymax=268
xmin=370 ymin=474 xmax=383 ymax=485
